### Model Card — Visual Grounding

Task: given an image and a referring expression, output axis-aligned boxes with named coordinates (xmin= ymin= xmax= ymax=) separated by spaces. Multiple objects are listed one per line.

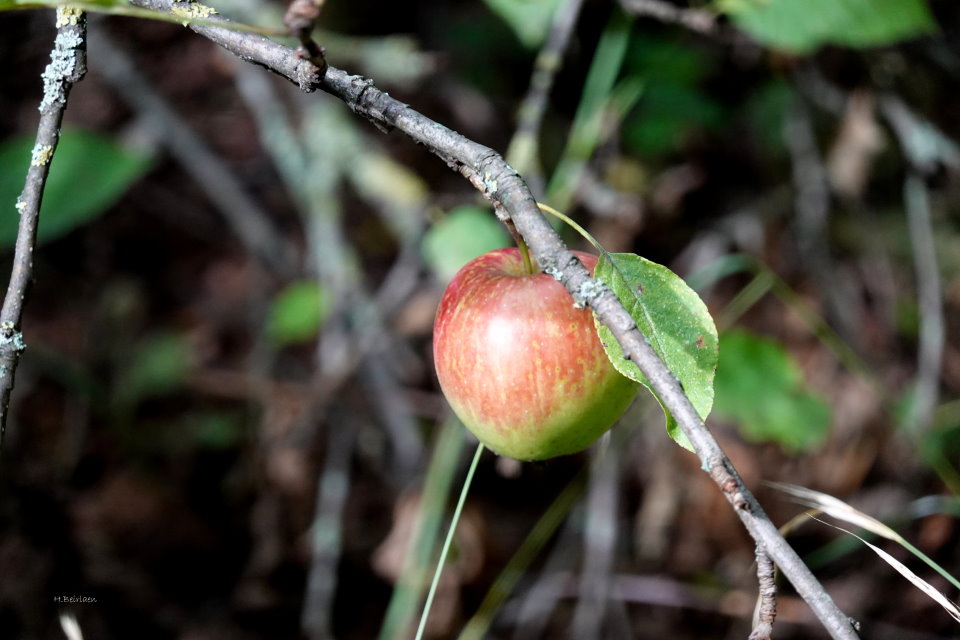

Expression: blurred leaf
xmin=353 ymin=154 xmax=428 ymax=210
xmin=625 ymin=84 xmax=725 ymax=157
xmin=625 ymin=36 xmax=710 ymax=85
xmin=744 ymin=80 xmax=793 ymax=157
xmin=0 ymin=129 xmax=152 ymax=248
xmin=266 ymin=280 xmax=331 ymax=346
xmin=622 ymin=38 xmax=724 ymax=157
xmin=422 ymin=206 xmax=510 ymax=282
xmin=714 ymin=329 xmax=830 ymax=452
xmin=593 ymin=253 xmax=718 ymax=450
xmin=352 ymin=153 xmax=428 ymax=243
xmin=118 ymin=332 xmax=190 ymax=408
xmin=719 ymin=0 xmax=936 ymax=54
xmin=186 ymin=411 xmax=245 ymax=450
xmin=481 ymin=0 xmax=563 ymax=48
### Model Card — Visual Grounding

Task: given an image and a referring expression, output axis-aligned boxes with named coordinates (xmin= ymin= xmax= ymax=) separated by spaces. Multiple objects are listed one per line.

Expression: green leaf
xmin=713 ymin=329 xmax=830 ymax=453
xmin=593 ymin=253 xmax=719 ymax=449
xmin=743 ymin=80 xmax=794 ymax=157
xmin=719 ymin=0 xmax=936 ymax=54
xmin=624 ymin=83 xmax=725 ymax=157
xmin=116 ymin=332 xmax=190 ymax=409
xmin=622 ymin=37 xmax=724 ymax=158
xmin=186 ymin=411 xmax=245 ymax=449
xmin=481 ymin=0 xmax=563 ymax=48
xmin=266 ymin=280 xmax=331 ymax=346
xmin=0 ymin=129 xmax=152 ymax=248
xmin=421 ymin=206 xmax=510 ymax=282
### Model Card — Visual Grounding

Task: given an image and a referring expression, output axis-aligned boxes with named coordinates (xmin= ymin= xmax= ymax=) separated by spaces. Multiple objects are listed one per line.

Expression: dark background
xmin=1 ymin=1 xmax=960 ymax=638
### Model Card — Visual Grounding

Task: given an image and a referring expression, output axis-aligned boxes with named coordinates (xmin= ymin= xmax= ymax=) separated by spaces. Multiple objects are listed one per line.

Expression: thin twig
xmin=121 ymin=3 xmax=860 ymax=636
xmin=0 ymin=8 xmax=87 ymax=451
xmin=880 ymin=94 xmax=960 ymax=177
xmin=572 ymin=437 xmax=621 ymax=638
xmin=618 ymin=0 xmax=719 ymax=36
xmin=301 ymin=409 xmax=356 ymax=640
xmin=283 ymin=0 xmax=327 ymax=72
xmin=90 ymin=28 xmax=296 ymax=275
xmin=784 ymin=95 xmax=859 ymax=342
xmin=750 ymin=543 xmax=778 ymax=640
xmin=903 ymin=176 xmax=944 ymax=433
xmin=784 ymin=97 xmax=830 ymax=269
xmin=880 ymin=96 xmax=950 ymax=433
xmin=506 ymin=0 xmax=586 ymax=193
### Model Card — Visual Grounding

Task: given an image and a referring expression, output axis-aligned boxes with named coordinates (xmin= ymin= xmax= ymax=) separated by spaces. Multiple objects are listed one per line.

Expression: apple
xmin=433 ymin=248 xmax=637 ymax=460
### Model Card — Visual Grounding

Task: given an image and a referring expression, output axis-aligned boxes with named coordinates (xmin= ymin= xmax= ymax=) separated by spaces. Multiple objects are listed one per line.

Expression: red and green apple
xmin=433 ymin=248 xmax=637 ymax=460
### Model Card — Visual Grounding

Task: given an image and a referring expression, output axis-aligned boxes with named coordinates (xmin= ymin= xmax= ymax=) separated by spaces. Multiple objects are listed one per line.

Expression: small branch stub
xmin=284 ymin=0 xmax=328 ymax=75
xmin=750 ymin=543 xmax=777 ymax=640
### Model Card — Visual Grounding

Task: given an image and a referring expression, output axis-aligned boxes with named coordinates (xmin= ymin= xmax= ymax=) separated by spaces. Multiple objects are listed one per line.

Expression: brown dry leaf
xmin=393 ymin=288 xmax=442 ymax=336
xmin=650 ymin=163 xmax=705 ymax=216
xmin=372 ymin=491 xmax=421 ymax=582
xmin=827 ymin=89 xmax=884 ymax=200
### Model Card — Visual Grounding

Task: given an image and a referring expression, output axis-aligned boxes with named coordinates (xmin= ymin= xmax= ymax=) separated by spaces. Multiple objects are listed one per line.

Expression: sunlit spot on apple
xmin=484 ymin=315 xmax=516 ymax=352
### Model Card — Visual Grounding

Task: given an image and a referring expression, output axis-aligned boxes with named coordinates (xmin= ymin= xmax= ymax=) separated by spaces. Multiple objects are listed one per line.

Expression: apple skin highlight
xmin=433 ymin=248 xmax=638 ymax=461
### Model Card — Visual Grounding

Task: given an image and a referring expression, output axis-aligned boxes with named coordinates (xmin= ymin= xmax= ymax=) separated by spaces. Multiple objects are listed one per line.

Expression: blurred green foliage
xmin=622 ymin=37 xmax=724 ymax=158
xmin=421 ymin=206 xmax=511 ymax=282
xmin=181 ymin=411 xmax=246 ymax=450
xmin=0 ymin=129 xmax=152 ymax=247
xmin=743 ymin=80 xmax=793 ymax=157
xmin=266 ymin=280 xmax=332 ymax=346
xmin=719 ymin=0 xmax=936 ymax=54
xmin=115 ymin=331 xmax=190 ymax=410
xmin=714 ymin=329 xmax=831 ymax=453
xmin=481 ymin=0 xmax=563 ymax=48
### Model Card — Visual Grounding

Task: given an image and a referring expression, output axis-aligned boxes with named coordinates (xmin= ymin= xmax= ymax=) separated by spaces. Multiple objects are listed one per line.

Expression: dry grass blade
xmin=768 ymin=482 xmax=901 ymax=541
xmin=59 ymin=613 xmax=84 ymax=640
xmin=772 ymin=483 xmax=960 ymax=624
xmin=812 ymin=517 xmax=960 ymax=624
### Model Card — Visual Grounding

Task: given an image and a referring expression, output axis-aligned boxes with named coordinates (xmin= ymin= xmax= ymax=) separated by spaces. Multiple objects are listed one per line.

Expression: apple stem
xmin=414 ymin=441 xmax=485 ymax=640
xmin=505 ymin=218 xmax=537 ymax=275
xmin=518 ymin=237 xmax=535 ymax=275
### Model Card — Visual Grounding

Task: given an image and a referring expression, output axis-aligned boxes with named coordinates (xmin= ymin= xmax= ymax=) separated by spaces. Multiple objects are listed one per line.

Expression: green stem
xmin=518 ymin=234 xmax=535 ymax=275
xmin=537 ymin=202 xmax=601 ymax=252
xmin=414 ymin=442 xmax=484 ymax=640
xmin=506 ymin=218 xmax=536 ymax=275
xmin=377 ymin=418 xmax=466 ymax=640
xmin=457 ymin=469 xmax=587 ymax=640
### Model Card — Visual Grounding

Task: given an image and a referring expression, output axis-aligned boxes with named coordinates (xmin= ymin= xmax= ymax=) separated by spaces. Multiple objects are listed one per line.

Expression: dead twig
xmin=749 ymin=543 xmax=777 ymax=640
xmin=0 ymin=8 xmax=88 ymax=451
xmin=618 ymin=0 xmax=718 ymax=36
xmin=881 ymin=95 xmax=954 ymax=433
xmin=506 ymin=0 xmax=586 ymax=194
xmin=283 ymin=0 xmax=327 ymax=73
xmin=902 ymin=176 xmax=944 ymax=433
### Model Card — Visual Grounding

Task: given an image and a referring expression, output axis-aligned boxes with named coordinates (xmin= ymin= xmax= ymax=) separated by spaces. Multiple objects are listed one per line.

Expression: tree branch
xmin=617 ymin=0 xmax=719 ymax=36
xmin=750 ymin=543 xmax=778 ymax=640
xmin=122 ymin=2 xmax=860 ymax=636
xmin=0 ymin=8 xmax=88 ymax=452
